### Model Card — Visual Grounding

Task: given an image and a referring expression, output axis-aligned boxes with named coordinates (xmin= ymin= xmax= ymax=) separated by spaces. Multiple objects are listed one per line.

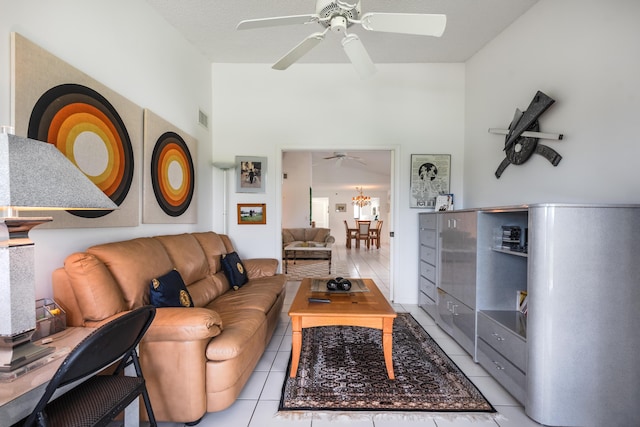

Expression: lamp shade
xmin=0 ymin=133 xmax=118 ymax=213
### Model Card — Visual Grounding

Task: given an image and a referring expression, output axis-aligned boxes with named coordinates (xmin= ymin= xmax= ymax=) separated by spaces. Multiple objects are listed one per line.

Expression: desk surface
xmin=0 ymin=327 xmax=92 ymax=426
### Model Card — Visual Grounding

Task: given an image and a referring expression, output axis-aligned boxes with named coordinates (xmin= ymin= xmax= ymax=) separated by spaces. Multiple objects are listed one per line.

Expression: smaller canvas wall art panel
xmin=142 ymin=109 xmax=197 ymax=224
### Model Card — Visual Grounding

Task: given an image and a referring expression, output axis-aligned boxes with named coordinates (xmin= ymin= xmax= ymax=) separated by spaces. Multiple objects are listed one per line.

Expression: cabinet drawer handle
xmin=492 ymin=360 xmax=505 ymax=370
xmin=492 ymin=333 xmax=505 ymax=342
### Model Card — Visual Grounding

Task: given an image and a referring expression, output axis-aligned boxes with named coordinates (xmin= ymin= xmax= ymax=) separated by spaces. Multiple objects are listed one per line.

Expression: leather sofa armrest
xmin=87 ymin=308 xmax=222 ymax=342
xmin=144 ymin=307 xmax=223 ymax=342
xmin=243 ymin=258 xmax=278 ymax=279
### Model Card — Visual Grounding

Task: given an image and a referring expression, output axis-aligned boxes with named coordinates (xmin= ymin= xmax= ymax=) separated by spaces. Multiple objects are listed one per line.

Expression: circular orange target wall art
xmin=27 ymin=83 xmax=134 ymax=218
xmin=150 ymin=132 xmax=195 ymax=217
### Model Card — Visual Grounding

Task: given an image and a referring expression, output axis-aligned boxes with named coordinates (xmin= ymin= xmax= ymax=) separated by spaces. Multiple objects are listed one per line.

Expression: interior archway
xmin=280 ymin=149 xmax=395 ymax=299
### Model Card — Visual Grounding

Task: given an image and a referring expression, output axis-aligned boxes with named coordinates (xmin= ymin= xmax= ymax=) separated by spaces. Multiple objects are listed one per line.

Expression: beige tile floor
xmin=154 ymin=244 xmax=543 ymax=427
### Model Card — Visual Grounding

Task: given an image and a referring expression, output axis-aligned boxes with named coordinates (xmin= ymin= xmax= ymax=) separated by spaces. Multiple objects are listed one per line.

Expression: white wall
xmin=464 ymin=0 xmax=640 ymax=207
xmin=312 ymin=188 xmax=389 ymax=246
xmin=0 ymin=0 xmax=213 ymax=299
xmin=282 ymin=151 xmax=312 ymax=228
xmin=212 ymin=63 xmax=466 ymax=303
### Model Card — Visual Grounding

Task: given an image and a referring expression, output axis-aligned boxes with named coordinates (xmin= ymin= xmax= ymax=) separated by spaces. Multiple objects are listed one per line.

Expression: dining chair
xmin=344 ymin=220 xmax=358 ymax=249
xmin=369 ymin=220 xmax=383 ymax=249
xmin=23 ymin=305 xmax=157 ymax=427
xmin=356 ymin=220 xmax=371 ymax=249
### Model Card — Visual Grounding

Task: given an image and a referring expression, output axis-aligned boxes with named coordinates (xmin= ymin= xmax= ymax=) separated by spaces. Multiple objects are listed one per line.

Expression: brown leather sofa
xmin=52 ymin=231 xmax=286 ymax=424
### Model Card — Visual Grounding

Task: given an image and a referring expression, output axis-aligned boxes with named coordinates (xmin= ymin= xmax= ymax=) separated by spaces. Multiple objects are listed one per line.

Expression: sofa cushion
xmin=88 ymin=237 xmax=173 ymax=309
xmin=208 ymin=276 xmax=284 ymax=314
xmin=150 ymin=269 xmax=194 ymax=308
xmin=192 ymin=231 xmax=228 ymax=275
xmin=312 ymin=228 xmax=330 ymax=242
xmin=154 ymin=234 xmax=209 ymax=285
xmin=221 ymin=251 xmax=248 ymax=290
xmin=204 ymin=308 xmax=267 ymax=361
xmin=63 ymin=252 xmax=127 ymax=322
xmin=282 ymin=229 xmax=296 ymax=244
xmin=187 ymin=277 xmax=220 ymax=308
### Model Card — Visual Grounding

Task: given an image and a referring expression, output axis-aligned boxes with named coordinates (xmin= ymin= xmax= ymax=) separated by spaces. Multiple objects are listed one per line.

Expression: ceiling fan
xmin=237 ymin=0 xmax=446 ymax=79
xmin=322 ymin=152 xmax=366 ymax=167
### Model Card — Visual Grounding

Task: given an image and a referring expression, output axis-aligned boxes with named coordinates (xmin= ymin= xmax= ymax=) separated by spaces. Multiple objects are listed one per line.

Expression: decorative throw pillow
xmin=149 ymin=269 xmax=194 ymax=308
xmin=221 ymin=251 xmax=248 ymax=290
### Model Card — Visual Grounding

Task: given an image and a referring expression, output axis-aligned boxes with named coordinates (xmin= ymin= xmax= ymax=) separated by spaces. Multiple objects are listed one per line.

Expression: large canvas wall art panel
xmin=11 ymin=33 xmax=141 ymax=227
xmin=142 ymin=109 xmax=197 ymax=224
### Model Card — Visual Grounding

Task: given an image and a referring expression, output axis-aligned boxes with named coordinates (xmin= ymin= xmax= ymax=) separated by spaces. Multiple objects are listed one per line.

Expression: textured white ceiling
xmin=146 ymin=0 xmax=539 ymax=64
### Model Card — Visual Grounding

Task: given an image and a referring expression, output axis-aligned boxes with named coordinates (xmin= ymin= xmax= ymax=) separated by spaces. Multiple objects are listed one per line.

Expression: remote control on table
xmin=308 ymin=297 xmax=331 ymax=303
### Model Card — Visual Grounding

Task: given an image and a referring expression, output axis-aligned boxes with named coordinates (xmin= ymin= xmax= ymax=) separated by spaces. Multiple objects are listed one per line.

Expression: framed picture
xmin=410 ymin=154 xmax=451 ymax=208
xmin=435 ymin=194 xmax=454 ymax=211
xmin=335 ymin=203 xmax=347 ymax=212
xmin=236 ymin=156 xmax=266 ymax=193
xmin=237 ymin=203 xmax=266 ymax=225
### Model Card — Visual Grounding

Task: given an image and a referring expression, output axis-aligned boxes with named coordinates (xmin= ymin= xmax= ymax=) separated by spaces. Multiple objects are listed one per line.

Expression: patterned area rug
xmin=285 ymin=259 xmax=351 ymax=281
xmin=279 ymin=313 xmax=495 ymax=413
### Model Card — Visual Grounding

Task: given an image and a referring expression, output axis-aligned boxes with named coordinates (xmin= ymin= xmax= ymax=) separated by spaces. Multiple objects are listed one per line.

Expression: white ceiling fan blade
xmin=359 ymin=13 xmax=447 ymax=37
xmin=341 ymin=34 xmax=376 ymax=79
xmin=272 ymin=32 xmax=325 ymax=70
xmin=352 ymin=157 xmax=367 ymax=165
xmin=237 ymin=14 xmax=319 ymax=30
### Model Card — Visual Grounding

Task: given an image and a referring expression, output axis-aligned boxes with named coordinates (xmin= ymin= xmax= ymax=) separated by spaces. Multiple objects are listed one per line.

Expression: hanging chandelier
xmin=351 ymin=186 xmax=371 ymax=208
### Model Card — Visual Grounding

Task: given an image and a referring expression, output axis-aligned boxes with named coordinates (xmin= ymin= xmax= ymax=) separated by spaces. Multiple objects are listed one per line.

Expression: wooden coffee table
xmin=288 ymin=277 xmax=397 ymax=379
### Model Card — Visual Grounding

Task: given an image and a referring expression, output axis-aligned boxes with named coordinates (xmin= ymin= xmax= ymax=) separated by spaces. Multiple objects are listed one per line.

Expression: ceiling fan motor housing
xmin=317 ymin=0 xmax=361 ymax=29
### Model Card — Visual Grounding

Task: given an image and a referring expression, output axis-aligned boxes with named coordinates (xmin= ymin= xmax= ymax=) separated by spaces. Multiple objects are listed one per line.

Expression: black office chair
xmin=22 ymin=305 xmax=157 ymax=427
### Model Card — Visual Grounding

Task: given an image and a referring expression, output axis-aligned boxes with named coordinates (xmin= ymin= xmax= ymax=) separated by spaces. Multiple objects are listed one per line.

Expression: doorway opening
xmin=280 ymin=148 xmax=396 ymax=300
xmin=311 ymin=197 xmax=329 ymax=228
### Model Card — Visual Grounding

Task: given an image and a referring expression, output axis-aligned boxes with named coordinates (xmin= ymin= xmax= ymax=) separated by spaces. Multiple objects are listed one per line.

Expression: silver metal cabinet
xmin=525 ymin=205 xmax=640 ymax=427
xmin=476 ymin=311 xmax=526 ymax=404
xmin=473 ymin=204 xmax=640 ymax=427
xmin=475 ymin=208 xmax=529 ymax=404
xmin=418 ymin=213 xmax=438 ymax=319
xmin=437 ymin=210 xmax=477 ymax=356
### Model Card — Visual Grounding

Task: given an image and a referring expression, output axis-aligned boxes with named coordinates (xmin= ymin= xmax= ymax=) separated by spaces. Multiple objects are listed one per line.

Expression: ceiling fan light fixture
xmin=330 ymin=16 xmax=347 ymax=33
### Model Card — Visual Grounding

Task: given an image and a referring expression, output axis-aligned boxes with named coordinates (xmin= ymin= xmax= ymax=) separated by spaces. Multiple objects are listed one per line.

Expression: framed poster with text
xmin=410 ymin=154 xmax=450 ymax=208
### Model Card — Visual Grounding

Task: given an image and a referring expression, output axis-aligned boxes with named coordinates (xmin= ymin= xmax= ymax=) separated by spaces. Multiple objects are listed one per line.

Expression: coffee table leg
xmin=290 ymin=317 xmax=302 ymax=377
xmin=382 ymin=317 xmax=395 ymax=379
